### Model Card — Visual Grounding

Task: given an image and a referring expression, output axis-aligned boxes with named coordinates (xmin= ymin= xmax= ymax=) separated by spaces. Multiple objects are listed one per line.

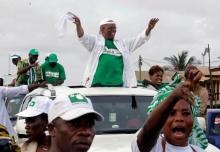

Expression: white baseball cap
xmin=11 ymin=54 xmax=21 ymax=59
xmin=48 ymin=93 xmax=104 ymax=123
xmin=99 ymin=18 xmax=116 ymax=26
xmin=16 ymin=96 xmax=52 ymax=117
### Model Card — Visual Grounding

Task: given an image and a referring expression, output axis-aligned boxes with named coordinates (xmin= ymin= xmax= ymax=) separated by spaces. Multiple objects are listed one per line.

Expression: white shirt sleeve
xmin=78 ymin=33 xmax=97 ymax=52
xmin=124 ymin=30 xmax=151 ymax=53
xmin=1 ymin=85 xmax=29 ymax=98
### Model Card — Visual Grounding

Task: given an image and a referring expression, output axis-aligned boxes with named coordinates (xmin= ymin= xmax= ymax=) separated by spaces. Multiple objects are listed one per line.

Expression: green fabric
xmin=92 ymin=39 xmax=124 ymax=86
xmin=41 ymin=62 xmax=66 ymax=85
xmin=29 ymin=48 xmax=39 ymax=55
xmin=48 ymin=53 xmax=58 ymax=63
xmin=146 ymin=74 xmax=208 ymax=149
xmin=16 ymin=59 xmax=42 ymax=86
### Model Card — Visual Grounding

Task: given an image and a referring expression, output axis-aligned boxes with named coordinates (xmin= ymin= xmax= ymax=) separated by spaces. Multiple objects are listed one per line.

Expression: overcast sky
xmin=1 ymin=0 xmax=220 ymax=85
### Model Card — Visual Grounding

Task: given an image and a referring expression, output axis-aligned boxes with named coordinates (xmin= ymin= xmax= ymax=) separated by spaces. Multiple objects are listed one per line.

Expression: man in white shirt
xmin=72 ymin=15 xmax=158 ymax=87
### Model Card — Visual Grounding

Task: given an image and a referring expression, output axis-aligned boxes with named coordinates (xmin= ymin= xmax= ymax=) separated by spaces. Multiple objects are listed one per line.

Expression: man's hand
xmin=186 ymin=69 xmax=203 ymax=91
xmin=148 ymin=18 xmax=159 ymax=30
xmin=72 ymin=14 xmax=81 ymax=26
xmin=30 ymin=62 xmax=39 ymax=68
xmin=39 ymin=81 xmax=48 ymax=88
xmin=71 ymin=14 xmax=84 ymax=38
xmin=28 ymin=81 xmax=48 ymax=92
xmin=145 ymin=18 xmax=159 ymax=36
xmin=142 ymin=79 xmax=152 ymax=86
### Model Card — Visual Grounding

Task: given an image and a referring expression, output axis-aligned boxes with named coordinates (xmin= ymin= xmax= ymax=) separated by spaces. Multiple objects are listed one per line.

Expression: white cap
xmin=99 ymin=18 xmax=116 ymax=26
xmin=48 ymin=93 xmax=104 ymax=123
xmin=16 ymin=96 xmax=52 ymax=117
xmin=11 ymin=54 xmax=21 ymax=59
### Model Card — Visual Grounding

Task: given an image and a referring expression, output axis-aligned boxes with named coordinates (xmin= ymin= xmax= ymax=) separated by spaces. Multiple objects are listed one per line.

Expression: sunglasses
xmin=0 ymin=138 xmax=13 ymax=152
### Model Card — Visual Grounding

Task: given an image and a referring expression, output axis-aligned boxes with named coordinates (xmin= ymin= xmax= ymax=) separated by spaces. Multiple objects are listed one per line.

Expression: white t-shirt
xmin=131 ymin=136 xmax=205 ymax=152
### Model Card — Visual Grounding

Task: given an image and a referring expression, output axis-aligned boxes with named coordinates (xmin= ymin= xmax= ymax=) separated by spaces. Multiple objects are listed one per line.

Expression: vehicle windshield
xmin=18 ymin=94 xmax=153 ymax=134
xmin=89 ymin=95 xmax=153 ymax=134
xmin=5 ymin=95 xmax=25 ymax=125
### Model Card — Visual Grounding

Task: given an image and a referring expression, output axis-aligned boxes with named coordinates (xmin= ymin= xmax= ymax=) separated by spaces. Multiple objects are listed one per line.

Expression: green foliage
xmin=164 ymin=51 xmax=199 ymax=71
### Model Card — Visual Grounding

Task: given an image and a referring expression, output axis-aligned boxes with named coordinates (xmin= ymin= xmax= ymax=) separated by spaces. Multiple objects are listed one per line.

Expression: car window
xmin=210 ymin=114 xmax=220 ymax=135
xmin=88 ymin=95 xmax=153 ymax=134
xmin=5 ymin=95 xmax=25 ymax=118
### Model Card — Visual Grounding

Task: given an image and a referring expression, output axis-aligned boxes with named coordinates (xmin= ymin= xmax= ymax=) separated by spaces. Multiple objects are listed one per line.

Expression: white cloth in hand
xmin=55 ymin=12 xmax=75 ymax=37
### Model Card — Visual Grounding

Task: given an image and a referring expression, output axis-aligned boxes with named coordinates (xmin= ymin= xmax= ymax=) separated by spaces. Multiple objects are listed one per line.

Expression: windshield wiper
xmin=131 ymin=95 xmax=137 ymax=109
xmin=96 ymin=128 xmax=137 ymax=134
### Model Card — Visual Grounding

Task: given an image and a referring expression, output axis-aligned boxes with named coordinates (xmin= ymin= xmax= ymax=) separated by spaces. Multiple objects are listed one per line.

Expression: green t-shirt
xmin=92 ymin=39 xmax=124 ymax=87
xmin=41 ymin=62 xmax=66 ymax=85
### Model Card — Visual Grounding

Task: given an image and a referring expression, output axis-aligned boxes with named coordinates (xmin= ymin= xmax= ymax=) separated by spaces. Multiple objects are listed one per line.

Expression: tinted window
xmin=88 ymin=95 xmax=153 ymax=134
xmin=210 ymin=114 xmax=220 ymax=135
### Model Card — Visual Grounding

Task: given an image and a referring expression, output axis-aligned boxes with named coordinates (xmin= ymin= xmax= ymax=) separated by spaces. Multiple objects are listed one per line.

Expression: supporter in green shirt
xmin=73 ymin=15 xmax=159 ymax=87
xmin=41 ymin=53 xmax=66 ymax=86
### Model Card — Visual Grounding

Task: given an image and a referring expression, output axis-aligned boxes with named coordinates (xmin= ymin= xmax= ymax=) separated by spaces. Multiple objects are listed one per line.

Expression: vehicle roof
xmin=26 ymin=86 xmax=157 ymax=97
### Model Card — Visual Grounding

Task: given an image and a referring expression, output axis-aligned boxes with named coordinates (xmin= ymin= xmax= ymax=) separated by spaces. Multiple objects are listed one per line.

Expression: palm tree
xmin=164 ymin=51 xmax=200 ymax=71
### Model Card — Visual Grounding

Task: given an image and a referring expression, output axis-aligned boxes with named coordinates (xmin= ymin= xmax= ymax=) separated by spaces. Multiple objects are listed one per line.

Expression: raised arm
xmin=145 ymin=18 xmax=159 ymax=36
xmin=1 ymin=81 xmax=47 ymax=98
xmin=73 ymin=15 xmax=84 ymax=38
xmin=125 ymin=18 xmax=159 ymax=52
xmin=137 ymin=83 xmax=191 ymax=152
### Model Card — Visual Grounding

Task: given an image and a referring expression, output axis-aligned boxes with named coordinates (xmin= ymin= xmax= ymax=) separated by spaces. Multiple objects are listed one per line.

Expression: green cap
xmin=48 ymin=53 xmax=58 ymax=63
xmin=29 ymin=49 xmax=39 ymax=55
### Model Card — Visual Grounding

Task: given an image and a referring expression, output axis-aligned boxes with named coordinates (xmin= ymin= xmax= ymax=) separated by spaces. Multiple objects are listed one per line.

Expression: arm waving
xmin=145 ymin=18 xmax=159 ymax=36
xmin=72 ymin=15 xmax=84 ymax=38
xmin=125 ymin=18 xmax=159 ymax=52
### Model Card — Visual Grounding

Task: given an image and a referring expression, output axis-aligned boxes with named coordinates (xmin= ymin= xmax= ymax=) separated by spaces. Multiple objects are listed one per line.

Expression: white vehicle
xmin=14 ymin=86 xmax=156 ymax=151
xmin=13 ymin=86 xmax=220 ymax=152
